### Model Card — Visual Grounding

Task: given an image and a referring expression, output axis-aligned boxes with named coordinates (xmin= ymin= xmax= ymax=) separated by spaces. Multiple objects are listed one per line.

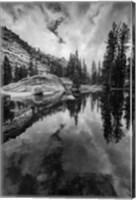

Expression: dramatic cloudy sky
xmin=1 ymin=1 xmax=131 ymax=69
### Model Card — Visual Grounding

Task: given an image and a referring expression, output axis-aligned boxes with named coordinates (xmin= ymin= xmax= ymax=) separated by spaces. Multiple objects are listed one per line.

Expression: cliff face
xmin=1 ymin=26 xmax=67 ymax=74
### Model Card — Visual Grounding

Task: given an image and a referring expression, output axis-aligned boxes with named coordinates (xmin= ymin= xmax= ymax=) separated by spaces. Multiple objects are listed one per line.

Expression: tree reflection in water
xmin=100 ymin=90 xmax=130 ymax=144
xmin=124 ymin=91 xmax=130 ymax=130
xmin=3 ymin=91 xmax=130 ymax=196
xmin=66 ymin=93 xmax=89 ymax=126
xmin=3 ymin=91 xmax=130 ymax=144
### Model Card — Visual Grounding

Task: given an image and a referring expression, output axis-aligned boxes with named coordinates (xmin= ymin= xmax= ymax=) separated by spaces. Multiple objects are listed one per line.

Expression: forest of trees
xmin=2 ymin=55 xmax=12 ymax=85
xmin=2 ymin=55 xmax=38 ymax=85
xmin=90 ymin=60 xmax=102 ymax=85
xmin=2 ymin=50 xmax=90 ymax=87
xmin=65 ymin=51 xmax=89 ymax=87
xmin=50 ymin=50 xmax=89 ymax=87
xmin=101 ymin=22 xmax=130 ymax=89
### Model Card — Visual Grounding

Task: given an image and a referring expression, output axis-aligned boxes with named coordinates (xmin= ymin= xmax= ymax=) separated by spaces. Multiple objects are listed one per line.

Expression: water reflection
xmin=100 ymin=91 xmax=126 ymax=144
xmin=124 ymin=91 xmax=130 ymax=129
xmin=66 ymin=93 xmax=89 ymax=126
xmin=2 ymin=91 xmax=131 ymax=197
xmin=3 ymin=91 xmax=130 ymax=144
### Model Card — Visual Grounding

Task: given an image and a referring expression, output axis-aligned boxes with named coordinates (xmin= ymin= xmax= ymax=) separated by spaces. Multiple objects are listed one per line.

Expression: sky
xmin=1 ymin=1 xmax=132 ymax=70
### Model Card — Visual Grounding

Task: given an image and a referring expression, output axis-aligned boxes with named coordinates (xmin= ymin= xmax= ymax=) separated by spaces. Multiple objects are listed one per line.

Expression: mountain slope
xmin=1 ymin=26 xmax=67 ymax=74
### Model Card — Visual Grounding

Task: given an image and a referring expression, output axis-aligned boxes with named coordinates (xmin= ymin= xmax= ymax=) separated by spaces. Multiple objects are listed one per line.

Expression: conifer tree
xmin=91 ymin=60 xmax=97 ymax=84
xmin=14 ymin=64 xmax=20 ymax=82
xmin=3 ymin=55 xmax=12 ymax=85
xmin=29 ymin=61 xmax=35 ymax=76
xmin=102 ymin=22 xmax=118 ymax=87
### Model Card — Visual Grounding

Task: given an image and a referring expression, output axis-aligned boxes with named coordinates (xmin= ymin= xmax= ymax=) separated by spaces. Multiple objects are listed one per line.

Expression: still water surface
xmin=3 ymin=91 xmax=131 ymax=197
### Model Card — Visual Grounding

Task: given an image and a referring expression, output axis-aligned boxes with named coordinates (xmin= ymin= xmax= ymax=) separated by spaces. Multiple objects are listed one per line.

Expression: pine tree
xmin=34 ymin=60 xmax=38 ymax=75
xmin=78 ymin=59 xmax=82 ymax=83
xmin=29 ymin=61 xmax=35 ymax=76
xmin=73 ymin=50 xmax=80 ymax=87
xmin=98 ymin=61 xmax=101 ymax=77
xmin=3 ymin=55 xmax=12 ymax=85
xmin=21 ymin=65 xmax=28 ymax=79
xmin=114 ymin=23 xmax=130 ymax=88
xmin=67 ymin=54 xmax=75 ymax=81
xmin=14 ymin=64 xmax=20 ymax=82
xmin=82 ymin=59 xmax=87 ymax=84
xmin=102 ymin=22 xmax=118 ymax=87
xmin=91 ymin=60 xmax=97 ymax=84
xmin=97 ymin=61 xmax=102 ymax=84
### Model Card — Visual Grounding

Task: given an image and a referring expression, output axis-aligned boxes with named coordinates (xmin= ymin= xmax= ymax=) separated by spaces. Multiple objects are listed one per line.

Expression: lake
xmin=2 ymin=91 xmax=132 ymax=197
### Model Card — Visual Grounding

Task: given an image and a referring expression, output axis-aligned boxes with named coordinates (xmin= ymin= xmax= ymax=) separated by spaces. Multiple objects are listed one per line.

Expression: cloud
xmin=1 ymin=2 xmax=131 ymax=70
xmin=47 ymin=17 xmax=65 ymax=43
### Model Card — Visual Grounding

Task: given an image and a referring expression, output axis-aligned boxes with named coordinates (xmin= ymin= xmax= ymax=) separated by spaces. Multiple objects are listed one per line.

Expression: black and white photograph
xmin=0 ymin=1 xmax=135 ymax=198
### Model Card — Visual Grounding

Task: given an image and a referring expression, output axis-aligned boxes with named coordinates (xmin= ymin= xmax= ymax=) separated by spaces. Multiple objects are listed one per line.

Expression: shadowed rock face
xmin=2 ymin=74 xmax=65 ymax=94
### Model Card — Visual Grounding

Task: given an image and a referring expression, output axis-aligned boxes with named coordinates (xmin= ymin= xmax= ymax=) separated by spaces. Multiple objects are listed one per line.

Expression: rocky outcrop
xmin=2 ymin=74 xmax=65 ymax=95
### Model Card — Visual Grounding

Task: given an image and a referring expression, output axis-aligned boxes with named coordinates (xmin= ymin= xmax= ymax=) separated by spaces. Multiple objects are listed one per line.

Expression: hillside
xmin=1 ymin=26 xmax=67 ymax=74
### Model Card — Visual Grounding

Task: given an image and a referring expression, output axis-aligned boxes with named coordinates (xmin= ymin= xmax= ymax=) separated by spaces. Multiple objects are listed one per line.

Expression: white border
xmin=0 ymin=0 xmax=135 ymax=200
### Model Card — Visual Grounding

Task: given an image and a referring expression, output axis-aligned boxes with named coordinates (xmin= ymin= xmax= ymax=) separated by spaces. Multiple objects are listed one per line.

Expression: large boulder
xmin=2 ymin=74 xmax=65 ymax=95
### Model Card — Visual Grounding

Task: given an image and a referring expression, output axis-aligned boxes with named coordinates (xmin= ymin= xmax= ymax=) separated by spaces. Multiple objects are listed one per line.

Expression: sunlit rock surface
xmin=2 ymin=74 xmax=65 ymax=95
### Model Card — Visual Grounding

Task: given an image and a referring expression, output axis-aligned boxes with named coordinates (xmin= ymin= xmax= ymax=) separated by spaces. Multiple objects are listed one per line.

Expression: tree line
xmin=2 ymin=56 xmax=38 ymax=85
xmin=50 ymin=50 xmax=89 ymax=87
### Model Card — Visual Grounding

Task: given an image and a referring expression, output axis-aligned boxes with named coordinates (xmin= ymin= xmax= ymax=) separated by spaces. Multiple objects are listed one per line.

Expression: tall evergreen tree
xmin=98 ymin=61 xmax=101 ymax=77
xmin=3 ymin=55 xmax=12 ymax=85
xmin=91 ymin=60 xmax=97 ymax=84
xmin=20 ymin=65 xmax=28 ymax=79
xmin=97 ymin=61 xmax=102 ymax=84
xmin=29 ymin=61 xmax=35 ymax=76
xmin=102 ymin=22 xmax=118 ymax=87
xmin=113 ymin=23 xmax=130 ymax=88
xmin=14 ymin=64 xmax=20 ymax=82
xmin=82 ymin=59 xmax=87 ymax=84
